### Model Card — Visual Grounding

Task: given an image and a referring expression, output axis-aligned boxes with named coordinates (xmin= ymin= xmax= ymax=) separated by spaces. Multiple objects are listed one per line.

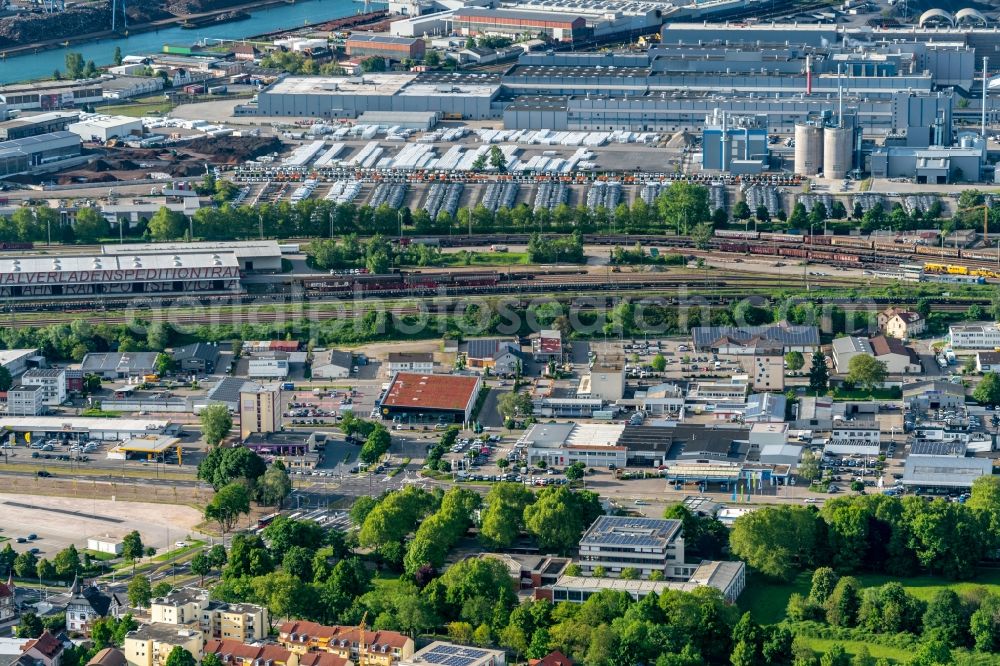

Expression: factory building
xmin=103 ymin=240 xmax=283 ymax=273
xmin=453 ymin=8 xmax=587 ymax=42
xmin=256 ymin=72 xmax=502 ymax=120
xmin=345 ymin=34 xmax=426 ymax=61
xmin=870 ymin=143 xmax=985 ymax=183
xmin=67 ymin=115 xmax=144 ymax=142
xmin=0 ymin=251 xmax=241 ymax=299
xmin=701 ymin=110 xmax=768 ymax=174
xmin=0 ymin=79 xmax=105 ymax=111
xmin=0 ymin=131 xmax=82 ymax=178
xmin=0 ymin=111 xmax=79 ymax=141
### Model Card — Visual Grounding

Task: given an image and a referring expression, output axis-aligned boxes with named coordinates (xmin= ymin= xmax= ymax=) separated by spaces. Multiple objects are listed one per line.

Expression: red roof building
xmin=530 ymin=652 xmax=573 ymax=666
xmin=379 ymin=372 xmax=482 ymax=424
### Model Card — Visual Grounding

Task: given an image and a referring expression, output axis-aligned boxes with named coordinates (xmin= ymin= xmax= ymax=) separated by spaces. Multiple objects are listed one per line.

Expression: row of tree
xmin=730 ymin=480 xmax=1000 ymax=583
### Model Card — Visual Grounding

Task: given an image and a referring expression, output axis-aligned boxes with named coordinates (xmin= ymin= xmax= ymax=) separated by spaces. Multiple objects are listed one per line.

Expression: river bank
xmin=0 ymin=0 xmax=383 ymax=84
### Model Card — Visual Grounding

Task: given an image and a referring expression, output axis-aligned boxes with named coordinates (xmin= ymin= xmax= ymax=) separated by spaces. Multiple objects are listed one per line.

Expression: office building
xmin=578 ymin=515 xmax=687 ymax=579
xmin=8 ymin=384 xmax=46 ymax=416
xmin=21 ymin=368 xmax=66 ymax=405
xmin=239 ymin=385 xmax=280 ymax=440
xmin=949 ymin=323 xmax=1000 ymax=349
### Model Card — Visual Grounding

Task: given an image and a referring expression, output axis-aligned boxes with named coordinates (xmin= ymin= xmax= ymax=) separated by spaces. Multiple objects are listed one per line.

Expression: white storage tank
xmin=823 ymin=126 xmax=853 ymax=180
xmin=794 ymin=123 xmax=824 ymax=176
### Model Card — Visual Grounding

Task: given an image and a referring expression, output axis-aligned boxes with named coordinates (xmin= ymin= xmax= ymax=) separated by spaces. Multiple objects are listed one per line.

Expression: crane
xmin=358 ymin=612 xmax=369 ymax=666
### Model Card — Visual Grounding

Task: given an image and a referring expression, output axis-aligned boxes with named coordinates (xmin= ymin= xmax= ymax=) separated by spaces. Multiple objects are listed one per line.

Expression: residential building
xmin=870 ymin=335 xmax=922 ymax=374
xmin=532 ymin=329 xmax=563 ymax=361
xmin=399 ymin=643 xmax=503 ymax=666
xmin=948 ymin=323 xmax=1000 ymax=349
xmin=239 ymin=385 xmax=280 ymax=440
xmin=386 ymin=353 xmax=434 ymax=375
xmin=151 ymin=588 xmax=268 ymax=643
xmin=692 ymin=323 xmax=819 ymax=353
xmin=536 ymin=560 xmax=747 ymax=604
xmin=379 ymin=372 xmax=481 ymax=424
xmin=66 ymin=578 xmax=124 ymax=635
xmin=86 ymin=648 xmax=127 ymax=666
xmin=903 ymin=380 xmax=966 ymax=410
xmin=171 ymin=343 xmax=221 ymax=375
xmin=831 ymin=336 xmax=873 ymax=373
xmin=203 ymin=640 xmax=350 ymax=666
xmin=461 ymin=338 xmax=522 ymax=375
xmin=247 ymin=356 xmax=290 ymax=379
xmin=530 ymin=653 xmax=572 ymax=666
xmin=123 ymin=624 xmax=203 ymax=666
xmin=277 ymin=622 xmax=414 ymax=666
xmin=578 ymin=515 xmax=687 ymax=579
xmin=879 ymin=308 xmax=926 ymax=338
xmin=0 ymin=572 xmax=15 ymax=621
xmin=81 ymin=352 xmax=158 ymax=380
xmin=8 ymin=385 xmax=46 ymax=416
xmin=825 ymin=419 xmax=881 ymax=455
xmin=21 ymin=368 xmax=66 ymax=405
xmin=311 ymin=350 xmax=353 ymax=379
xmin=977 ymin=351 xmax=1000 ymax=373
xmin=579 ymin=363 xmax=625 ymax=402
xmin=19 ymin=631 xmax=64 ymax=666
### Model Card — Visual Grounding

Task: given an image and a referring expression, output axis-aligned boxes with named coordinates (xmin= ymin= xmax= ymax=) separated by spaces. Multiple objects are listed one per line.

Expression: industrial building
xmin=452 ymin=7 xmax=587 ymax=42
xmin=103 ymin=240 xmax=283 ymax=273
xmin=256 ymin=72 xmax=502 ymax=120
xmin=67 ymin=115 xmax=144 ymax=142
xmin=0 ymin=251 xmax=241 ymax=299
xmin=0 ymin=79 xmax=105 ymax=111
xmin=345 ymin=34 xmax=426 ymax=61
xmin=0 ymin=111 xmax=79 ymax=141
xmin=701 ymin=110 xmax=768 ymax=174
xmin=0 ymin=131 xmax=82 ymax=178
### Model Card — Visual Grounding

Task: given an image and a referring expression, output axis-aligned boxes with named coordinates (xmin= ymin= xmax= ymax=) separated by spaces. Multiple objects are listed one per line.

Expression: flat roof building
xmin=537 ymin=559 xmax=746 ymax=603
xmin=0 ymin=131 xmax=82 ymax=178
xmin=452 ymin=7 xmax=587 ymax=42
xmin=346 ymin=35 xmax=425 ymax=60
xmin=902 ymin=455 xmax=993 ymax=489
xmin=104 ymin=240 xmax=283 ymax=273
xmin=400 ymin=642 xmax=504 ymax=666
xmin=380 ymin=372 xmax=482 ymax=424
xmin=0 ymin=415 xmax=170 ymax=441
xmin=82 ymin=352 xmax=160 ymax=380
xmin=0 ymin=111 xmax=79 ymax=141
xmin=578 ymin=515 xmax=687 ymax=579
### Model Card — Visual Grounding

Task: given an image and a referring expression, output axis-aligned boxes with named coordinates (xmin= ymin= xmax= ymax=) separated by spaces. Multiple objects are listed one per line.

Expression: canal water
xmin=0 ymin=0 xmax=380 ymax=85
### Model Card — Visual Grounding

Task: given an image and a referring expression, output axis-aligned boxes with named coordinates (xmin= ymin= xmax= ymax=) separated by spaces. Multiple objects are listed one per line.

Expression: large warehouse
xmin=256 ymin=72 xmax=502 ymax=120
xmin=379 ymin=372 xmax=482 ymax=424
xmin=0 ymin=131 xmax=82 ymax=178
xmin=103 ymin=240 xmax=283 ymax=273
xmin=345 ymin=34 xmax=425 ymax=60
xmin=0 ymin=251 xmax=242 ymax=299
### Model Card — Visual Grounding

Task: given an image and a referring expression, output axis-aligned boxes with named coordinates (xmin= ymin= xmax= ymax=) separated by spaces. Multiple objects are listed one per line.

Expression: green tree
xmin=733 ymin=200 xmax=751 ymax=221
xmin=691 ymin=221 xmax=713 ymax=250
xmin=656 ymin=182 xmax=710 ymax=233
xmin=113 ymin=46 xmax=123 ymax=66
xmin=846 ymin=354 xmax=887 ymax=391
xmin=36 ymin=559 xmax=56 ymax=581
xmin=148 ymin=206 xmax=187 ymax=240
xmin=15 ymin=612 xmax=44 ymax=638
xmin=480 ymin=482 xmax=535 ymax=549
xmin=52 ymin=545 xmax=80 ymax=580
xmin=164 ymin=647 xmax=196 ymax=666
xmin=819 ymin=644 xmax=849 ymax=666
xmin=489 ymin=145 xmax=507 ymax=172
xmin=199 ymin=404 xmax=233 ymax=447
xmin=65 ymin=52 xmax=84 ymax=78
xmin=973 ymin=372 xmax=1000 ymax=406
xmin=202 ymin=654 xmax=223 ymax=666
xmin=256 ymin=464 xmax=292 ymax=506
xmin=825 ymin=576 xmax=862 ymax=627
xmin=971 ymin=593 xmax=1000 ymax=651
xmin=651 ymin=354 xmax=667 ymax=372
xmin=204 ymin=482 xmax=251 ymax=536
xmin=73 ymin=208 xmax=111 ymax=243
xmin=190 ymin=550 xmax=212 ymax=586
xmin=424 ymin=50 xmax=441 ymax=67
xmin=498 ymin=391 xmax=533 ymax=421
xmin=729 ymin=506 xmax=819 ymax=581
xmin=922 ymin=589 xmax=967 ymax=647
xmin=154 ymin=352 xmax=174 ymax=376
xmin=909 ymin=640 xmax=951 ymax=666
xmin=799 ymin=449 xmax=820 ymax=482
xmin=13 ymin=550 xmax=37 ymax=578
xmin=361 ymin=424 xmax=391 ymax=464
xmin=810 ymin=567 xmax=840 ymax=603
xmin=0 ymin=366 xmax=12 ymax=392
xmin=524 ymin=487 xmax=596 ymax=554
xmin=808 ymin=349 xmax=829 ymax=394
xmin=785 ymin=351 xmax=805 ymax=372
xmin=127 ymin=574 xmax=152 ymax=609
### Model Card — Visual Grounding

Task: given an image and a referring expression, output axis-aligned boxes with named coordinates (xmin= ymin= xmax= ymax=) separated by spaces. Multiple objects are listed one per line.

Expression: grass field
xmin=794 ymin=637 xmax=911 ymax=662
xmin=436 ymin=251 xmax=530 ymax=267
xmin=152 ymin=539 xmax=206 ymax=563
xmin=81 ymin=549 xmax=118 ymax=561
xmin=741 ymin=570 xmax=1000 ymax=625
xmin=96 ymin=95 xmax=176 ymax=118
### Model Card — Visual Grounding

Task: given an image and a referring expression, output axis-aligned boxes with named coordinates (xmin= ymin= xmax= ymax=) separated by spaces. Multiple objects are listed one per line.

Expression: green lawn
xmin=151 ymin=540 xmax=206 ymax=563
xmin=794 ymin=637 xmax=911 ymax=663
xmin=81 ymin=549 xmax=118 ymax=561
xmin=96 ymin=96 xmax=176 ymax=118
xmin=435 ymin=251 xmax=530 ymax=267
xmin=371 ymin=574 xmax=402 ymax=592
xmin=742 ymin=569 xmax=1000 ymax=625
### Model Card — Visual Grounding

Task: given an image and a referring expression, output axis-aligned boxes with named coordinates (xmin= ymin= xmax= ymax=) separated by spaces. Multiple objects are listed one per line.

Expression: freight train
xmin=303 ymin=270 xmax=506 ymax=296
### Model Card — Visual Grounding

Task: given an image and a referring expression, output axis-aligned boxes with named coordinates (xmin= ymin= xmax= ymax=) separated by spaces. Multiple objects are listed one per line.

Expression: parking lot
xmin=0 ymin=493 xmax=206 ymax=558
